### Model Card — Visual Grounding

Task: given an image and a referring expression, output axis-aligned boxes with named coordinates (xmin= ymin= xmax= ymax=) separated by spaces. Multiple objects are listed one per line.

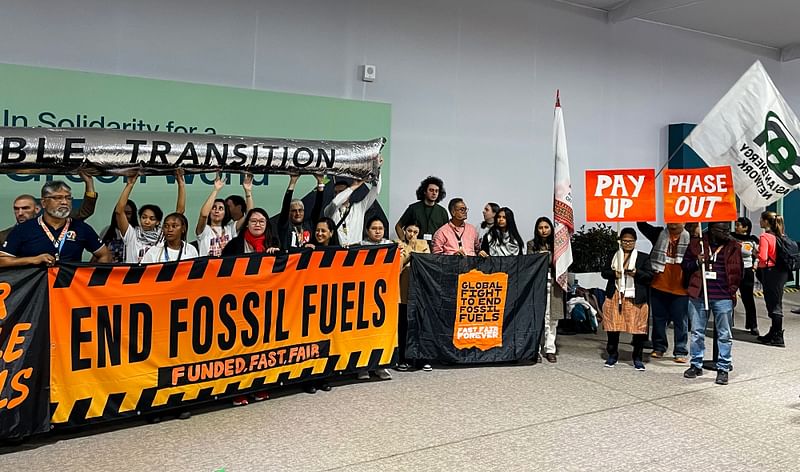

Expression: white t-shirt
xmin=197 ymin=221 xmax=238 ymax=257
xmin=123 ymin=225 xmax=159 ymax=264
xmin=140 ymin=242 xmax=199 ymax=264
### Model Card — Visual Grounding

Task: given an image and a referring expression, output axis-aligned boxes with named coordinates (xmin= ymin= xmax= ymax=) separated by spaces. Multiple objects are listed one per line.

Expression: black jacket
xmin=277 ymin=187 xmax=323 ymax=251
xmin=601 ymin=250 xmax=653 ymax=305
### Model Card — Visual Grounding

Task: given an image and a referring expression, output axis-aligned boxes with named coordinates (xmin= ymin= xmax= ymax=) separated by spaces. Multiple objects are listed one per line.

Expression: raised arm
xmin=310 ymin=175 xmax=325 ymax=223
xmin=115 ymin=174 xmax=137 ymax=236
xmin=72 ymin=170 xmax=98 ymax=220
xmin=238 ymin=173 xmax=254 ymax=231
xmin=278 ymin=174 xmax=299 ymax=230
xmin=175 ymin=168 xmax=186 ymax=214
xmin=196 ymin=174 xmax=225 ymax=236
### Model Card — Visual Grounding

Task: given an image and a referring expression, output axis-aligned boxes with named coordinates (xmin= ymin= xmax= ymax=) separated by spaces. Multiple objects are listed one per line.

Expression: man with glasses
xmin=432 ymin=198 xmax=481 ymax=256
xmin=277 ymin=174 xmax=324 ymax=250
xmin=0 ymin=180 xmax=111 ymax=266
xmin=0 ymin=171 xmax=98 ymax=246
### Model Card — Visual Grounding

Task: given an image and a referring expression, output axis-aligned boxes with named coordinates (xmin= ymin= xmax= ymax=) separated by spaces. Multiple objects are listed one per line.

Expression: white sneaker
xmin=357 ymin=371 xmax=370 ymax=380
xmin=422 ymin=364 xmax=433 ymax=372
xmin=376 ymin=369 xmax=392 ymax=380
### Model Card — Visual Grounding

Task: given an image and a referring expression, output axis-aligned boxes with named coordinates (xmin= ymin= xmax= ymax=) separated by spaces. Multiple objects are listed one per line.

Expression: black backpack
xmin=774 ymin=235 xmax=800 ymax=271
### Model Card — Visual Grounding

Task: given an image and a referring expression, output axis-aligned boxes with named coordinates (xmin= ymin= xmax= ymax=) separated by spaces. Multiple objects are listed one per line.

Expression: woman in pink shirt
xmin=756 ymin=211 xmax=789 ymax=347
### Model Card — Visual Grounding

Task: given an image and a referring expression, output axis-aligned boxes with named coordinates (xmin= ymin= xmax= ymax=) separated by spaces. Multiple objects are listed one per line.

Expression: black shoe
xmin=791 ymin=307 xmax=800 ymax=315
xmin=749 ymin=328 xmax=760 ymax=336
xmin=320 ymin=382 xmax=332 ymax=392
xmin=770 ymin=330 xmax=785 ymax=348
xmin=177 ymin=411 xmax=191 ymax=420
xmin=683 ymin=366 xmax=703 ymax=379
xmin=715 ymin=370 xmax=729 ymax=385
xmin=757 ymin=328 xmax=775 ymax=344
xmin=303 ymin=385 xmax=317 ymax=394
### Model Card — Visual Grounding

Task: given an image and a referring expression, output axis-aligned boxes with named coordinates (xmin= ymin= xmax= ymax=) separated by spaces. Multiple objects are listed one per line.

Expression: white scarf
xmin=611 ymin=249 xmax=637 ymax=298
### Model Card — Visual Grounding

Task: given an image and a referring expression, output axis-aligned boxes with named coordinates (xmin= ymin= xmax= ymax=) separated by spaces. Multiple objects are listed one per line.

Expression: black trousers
xmin=763 ymin=267 xmax=789 ymax=331
xmin=607 ymin=331 xmax=647 ymax=360
xmin=739 ymin=269 xmax=757 ymax=329
xmin=398 ymin=303 xmax=408 ymax=363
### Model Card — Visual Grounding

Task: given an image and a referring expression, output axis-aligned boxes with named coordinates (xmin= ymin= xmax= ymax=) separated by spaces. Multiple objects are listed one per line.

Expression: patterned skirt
xmin=601 ymin=291 xmax=648 ymax=334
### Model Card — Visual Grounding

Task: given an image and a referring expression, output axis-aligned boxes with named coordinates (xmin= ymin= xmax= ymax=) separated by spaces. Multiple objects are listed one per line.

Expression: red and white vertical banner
xmin=553 ymin=91 xmax=574 ymax=291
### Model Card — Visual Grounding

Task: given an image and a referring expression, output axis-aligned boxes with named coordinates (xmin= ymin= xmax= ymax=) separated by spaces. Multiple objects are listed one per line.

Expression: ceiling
xmin=554 ymin=0 xmax=800 ymax=61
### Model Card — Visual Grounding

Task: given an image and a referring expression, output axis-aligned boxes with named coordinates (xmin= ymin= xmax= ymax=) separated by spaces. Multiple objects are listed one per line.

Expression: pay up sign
xmin=585 ymin=169 xmax=656 ymax=222
xmin=663 ymin=166 xmax=737 ymax=222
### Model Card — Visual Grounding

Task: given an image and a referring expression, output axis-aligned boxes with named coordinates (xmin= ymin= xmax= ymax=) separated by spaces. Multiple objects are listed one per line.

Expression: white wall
xmin=1 ymin=0 xmax=797 ymax=239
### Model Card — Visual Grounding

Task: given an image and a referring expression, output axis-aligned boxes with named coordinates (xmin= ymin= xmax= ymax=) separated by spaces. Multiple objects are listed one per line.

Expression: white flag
xmin=553 ymin=91 xmax=574 ymax=292
xmin=684 ymin=61 xmax=800 ymax=209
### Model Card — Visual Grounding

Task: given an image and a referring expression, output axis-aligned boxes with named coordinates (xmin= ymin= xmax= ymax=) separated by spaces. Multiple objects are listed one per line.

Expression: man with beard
xmin=0 ymin=180 xmax=111 ymax=266
xmin=0 ymin=171 xmax=98 ymax=246
xmin=637 ymin=221 xmax=691 ymax=363
xmin=277 ymin=174 xmax=324 ymax=250
xmin=681 ymin=222 xmax=742 ymax=385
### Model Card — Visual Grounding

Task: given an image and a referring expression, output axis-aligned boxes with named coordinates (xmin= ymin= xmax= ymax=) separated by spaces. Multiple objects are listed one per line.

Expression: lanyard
xmin=38 ymin=216 xmax=71 ymax=260
xmin=161 ymin=242 xmax=184 ymax=262
xmin=706 ymin=245 xmax=723 ymax=269
xmin=450 ymin=223 xmax=465 ymax=248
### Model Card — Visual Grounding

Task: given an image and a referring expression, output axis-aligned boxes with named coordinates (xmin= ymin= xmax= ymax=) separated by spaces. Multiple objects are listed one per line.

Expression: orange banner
xmin=663 ymin=166 xmax=737 ymax=223
xmin=585 ymin=169 xmax=656 ymax=222
xmin=48 ymin=248 xmax=400 ymax=424
xmin=453 ymin=269 xmax=507 ymax=351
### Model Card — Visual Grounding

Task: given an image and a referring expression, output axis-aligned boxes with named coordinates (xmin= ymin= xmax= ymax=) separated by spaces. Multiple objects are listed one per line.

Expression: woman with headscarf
xmin=600 ymin=227 xmax=653 ymax=370
xmin=115 ymin=170 xmax=186 ymax=263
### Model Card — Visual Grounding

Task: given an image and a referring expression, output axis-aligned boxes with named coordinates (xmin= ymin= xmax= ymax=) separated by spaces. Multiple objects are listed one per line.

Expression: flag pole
xmin=655 ymin=141 xmax=687 ymax=178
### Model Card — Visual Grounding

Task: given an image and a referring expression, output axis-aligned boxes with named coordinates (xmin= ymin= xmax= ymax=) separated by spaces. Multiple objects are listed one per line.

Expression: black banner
xmin=406 ymin=253 xmax=548 ymax=363
xmin=0 ymin=267 xmax=50 ymax=440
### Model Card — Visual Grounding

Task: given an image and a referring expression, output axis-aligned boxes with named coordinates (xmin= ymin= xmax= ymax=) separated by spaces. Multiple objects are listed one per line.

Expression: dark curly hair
xmin=415 ymin=176 xmax=446 ymax=203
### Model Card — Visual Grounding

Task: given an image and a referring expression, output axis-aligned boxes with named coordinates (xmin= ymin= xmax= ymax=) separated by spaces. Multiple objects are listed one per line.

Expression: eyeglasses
xmin=619 ymin=239 xmax=636 ymax=244
xmin=44 ymin=195 xmax=73 ymax=202
xmin=453 ymin=207 xmax=468 ymax=213
xmin=249 ymin=219 xmax=267 ymax=226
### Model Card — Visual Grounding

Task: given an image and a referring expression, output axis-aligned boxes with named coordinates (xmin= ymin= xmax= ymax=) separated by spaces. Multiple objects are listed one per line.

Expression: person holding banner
xmin=681 ymin=222 xmax=742 ymax=385
xmin=221 ymin=208 xmax=280 ymax=256
xmin=526 ymin=217 xmax=561 ymax=363
xmin=194 ymin=173 xmax=253 ymax=256
xmin=432 ymin=198 xmax=481 ymax=256
xmin=479 ymin=207 xmax=525 ymax=257
xmin=599 ymin=228 xmax=653 ymax=370
xmin=360 ymin=216 xmax=393 ymax=246
xmin=395 ymin=221 xmax=432 ymax=372
xmin=115 ymin=170 xmax=187 ymax=263
xmin=756 ymin=211 xmax=790 ymax=347
xmin=324 ymin=161 xmax=382 ymax=247
xmin=636 ymin=222 xmax=691 ymax=363
xmin=0 ymin=180 xmax=112 ymax=266
xmin=309 ymin=217 xmax=341 ymax=248
xmin=140 ymin=213 xmax=199 ymax=263
xmin=277 ymin=174 xmax=325 ymax=250
xmin=731 ymin=217 xmax=760 ymax=336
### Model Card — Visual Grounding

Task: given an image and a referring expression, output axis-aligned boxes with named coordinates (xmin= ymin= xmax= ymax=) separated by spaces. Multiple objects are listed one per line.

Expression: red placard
xmin=663 ymin=166 xmax=737 ymax=223
xmin=585 ymin=169 xmax=656 ymax=222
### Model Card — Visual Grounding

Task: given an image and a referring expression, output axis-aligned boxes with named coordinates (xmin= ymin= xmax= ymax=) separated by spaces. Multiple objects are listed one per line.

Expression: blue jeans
xmin=650 ymin=288 xmax=689 ymax=357
xmin=688 ymin=298 xmax=733 ymax=372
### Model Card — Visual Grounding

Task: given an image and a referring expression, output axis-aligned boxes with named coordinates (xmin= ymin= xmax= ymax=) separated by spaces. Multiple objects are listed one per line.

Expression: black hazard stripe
xmin=319 ymin=247 xmax=339 ymax=268
xmin=156 ymin=262 xmax=179 ymax=282
xmin=217 ymin=256 xmax=237 ymax=278
xmin=383 ymin=245 xmax=397 ymax=264
xmin=122 ymin=265 xmax=147 ymax=285
xmin=188 ymin=257 xmax=209 ymax=280
xmin=87 ymin=266 xmax=114 ymax=287
xmin=271 ymin=253 xmax=288 ymax=274
xmin=343 ymin=248 xmax=360 ymax=267
xmin=245 ymin=254 xmax=262 ymax=275
xmin=363 ymin=247 xmax=381 ymax=266
xmin=52 ymin=266 xmax=77 ymax=289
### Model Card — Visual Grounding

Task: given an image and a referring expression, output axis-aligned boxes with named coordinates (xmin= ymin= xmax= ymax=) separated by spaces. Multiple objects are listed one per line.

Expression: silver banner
xmin=0 ymin=128 xmax=386 ymax=181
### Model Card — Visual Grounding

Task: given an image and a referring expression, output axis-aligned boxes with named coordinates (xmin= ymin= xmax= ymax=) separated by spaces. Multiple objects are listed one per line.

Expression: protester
xmin=324 ymin=159 xmax=382 ymax=247
xmin=731 ymin=216 xmax=759 ymax=336
xmin=637 ymin=221 xmax=690 ymax=363
xmin=141 ymin=213 xmax=199 ymax=263
xmin=526 ymin=217 xmax=561 ymax=363
xmin=225 ymin=194 xmax=247 ymax=222
xmin=195 ymin=174 xmax=253 ymax=256
xmin=0 ymin=170 xmax=98 ymax=245
xmin=220 ymin=208 xmax=280 ymax=257
xmin=395 ymin=176 xmax=449 ymax=248
xmin=395 ymin=221 xmax=431 ymax=372
xmin=479 ymin=207 xmax=524 ymax=257
xmin=479 ymin=202 xmax=500 ymax=239
xmin=0 ymin=180 xmax=112 ymax=266
xmin=600 ymin=228 xmax=653 ymax=370
xmin=756 ymin=211 xmax=790 ymax=347
xmin=353 ymin=216 xmax=395 ymax=381
xmin=432 ymin=198 xmax=481 ymax=256
xmin=682 ymin=222 xmax=742 ymax=385
xmin=100 ymin=200 xmax=138 ymax=263
xmin=277 ymin=174 xmax=324 ymax=250
xmin=115 ymin=170 xmax=186 ymax=263
xmin=310 ymin=217 xmax=341 ymax=248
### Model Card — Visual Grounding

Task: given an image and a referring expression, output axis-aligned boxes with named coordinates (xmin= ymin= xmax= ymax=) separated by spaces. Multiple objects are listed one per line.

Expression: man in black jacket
xmin=277 ymin=174 xmax=324 ymax=251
